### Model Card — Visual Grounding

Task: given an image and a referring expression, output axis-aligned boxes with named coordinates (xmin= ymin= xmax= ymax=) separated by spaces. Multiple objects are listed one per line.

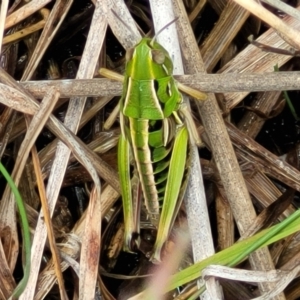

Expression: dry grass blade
xmin=0 ymin=82 xmax=37 ymax=114
xmin=188 ymin=0 xmax=206 ymax=22
xmin=107 ymin=0 xmax=141 ymax=47
xmin=170 ymin=0 xmax=222 ymax=297
xmin=216 ymin=190 xmax=234 ymax=250
xmin=5 ymin=0 xmax=51 ymax=29
xmin=237 ymin=90 xmax=283 ymax=138
xmin=21 ymin=0 xmax=73 ymax=80
xmin=6 ymin=96 xmax=113 ymax=173
xmin=31 ymin=145 xmax=68 ymax=300
xmin=0 ymin=108 xmax=17 ymax=159
xmin=34 ymin=214 xmax=85 ymax=299
xmin=202 ymin=264 xmax=300 ymax=299
xmin=149 ymin=0 xmax=218 ymax=295
xmin=201 ymin=1 xmax=250 ymax=72
xmin=79 ymin=186 xmax=101 ymax=300
xmin=1 ymin=69 xmax=119 ymax=189
xmin=234 ymin=0 xmax=300 ymax=49
xmin=243 ymin=171 xmax=294 ymax=217
xmin=227 ymin=122 xmax=300 ymax=192
xmin=37 ymin=96 xmax=113 ymax=180
xmin=241 ymin=189 xmax=295 ymax=239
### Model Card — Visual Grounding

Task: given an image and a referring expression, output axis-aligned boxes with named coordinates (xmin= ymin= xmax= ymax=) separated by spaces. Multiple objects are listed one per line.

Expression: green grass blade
xmin=0 ymin=162 xmax=31 ymax=298
xmin=167 ymin=209 xmax=300 ymax=292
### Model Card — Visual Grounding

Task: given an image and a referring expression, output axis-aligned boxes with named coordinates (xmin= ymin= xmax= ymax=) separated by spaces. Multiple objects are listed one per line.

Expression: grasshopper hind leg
xmin=151 ymin=126 xmax=189 ymax=263
xmin=118 ymin=135 xmax=141 ymax=252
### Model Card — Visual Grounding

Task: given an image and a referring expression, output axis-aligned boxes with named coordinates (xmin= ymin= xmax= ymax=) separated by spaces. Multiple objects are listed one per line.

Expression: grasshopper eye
xmin=126 ymin=47 xmax=135 ymax=61
xmin=151 ymin=49 xmax=165 ymax=64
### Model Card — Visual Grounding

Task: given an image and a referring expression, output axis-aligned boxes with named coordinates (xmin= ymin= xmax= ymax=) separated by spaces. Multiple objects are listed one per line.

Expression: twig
xmin=20 ymin=71 xmax=300 ymax=98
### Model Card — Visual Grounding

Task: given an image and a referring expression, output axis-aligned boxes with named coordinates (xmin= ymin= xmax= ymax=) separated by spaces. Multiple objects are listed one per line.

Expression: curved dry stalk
xmin=188 ymin=0 xmax=207 ymax=23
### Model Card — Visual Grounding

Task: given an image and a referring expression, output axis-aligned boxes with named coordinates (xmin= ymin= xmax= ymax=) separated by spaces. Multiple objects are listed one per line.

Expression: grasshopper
xmin=118 ymin=32 xmax=207 ymax=263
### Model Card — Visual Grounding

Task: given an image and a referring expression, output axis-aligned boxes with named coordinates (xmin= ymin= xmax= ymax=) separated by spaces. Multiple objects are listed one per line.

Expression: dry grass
xmin=1 ymin=0 xmax=300 ymax=299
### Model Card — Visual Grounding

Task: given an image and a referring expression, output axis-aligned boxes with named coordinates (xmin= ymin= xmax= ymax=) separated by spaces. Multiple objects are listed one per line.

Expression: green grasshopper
xmin=118 ymin=33 xmax=207 ymax=263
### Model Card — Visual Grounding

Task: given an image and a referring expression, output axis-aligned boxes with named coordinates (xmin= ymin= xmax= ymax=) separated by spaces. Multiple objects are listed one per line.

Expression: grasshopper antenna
xmin=111 ymin=9 xmax=144 ymax=38
xmin=150 ymin=17 xmax=179 ymax=47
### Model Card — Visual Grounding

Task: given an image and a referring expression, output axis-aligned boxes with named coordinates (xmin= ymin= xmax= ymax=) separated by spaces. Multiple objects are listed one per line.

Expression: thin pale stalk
xmin=37 ymin=96 xmax=112 ymax=179
xmin=106 ymin=0 xmax=141 ymax=48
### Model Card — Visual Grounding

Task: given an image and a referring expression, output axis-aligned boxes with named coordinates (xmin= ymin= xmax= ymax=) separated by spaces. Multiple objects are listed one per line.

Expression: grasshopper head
xmin=125 ymin=38 xmax=173 ymax=80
